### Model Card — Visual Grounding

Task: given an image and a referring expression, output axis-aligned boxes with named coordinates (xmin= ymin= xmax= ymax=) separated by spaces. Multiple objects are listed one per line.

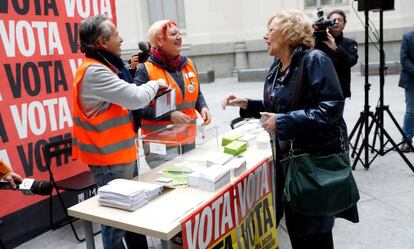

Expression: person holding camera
xmin=222 ymin=9 xmax=359 ymax=249
xmin=134 ymin=20 xmax=211 ymax=161
xmin=315 ymin=9 xmax=358 ymax=98
xmin=0 ymin=159 xmax=22 ymax=190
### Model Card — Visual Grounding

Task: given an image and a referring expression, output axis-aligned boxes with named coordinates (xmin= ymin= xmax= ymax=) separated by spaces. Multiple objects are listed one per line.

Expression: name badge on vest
xmin=188 ymin=82 xmax=195 ymax=93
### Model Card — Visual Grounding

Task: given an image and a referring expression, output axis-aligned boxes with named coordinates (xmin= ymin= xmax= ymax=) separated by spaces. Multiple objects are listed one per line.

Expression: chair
xmin=230 ymin=117 xmax=249 ymax=129
xmin=42 ymin=137 xmax=99 ymax=242
xmin=0 ymin=218 xmax=5 ymax=249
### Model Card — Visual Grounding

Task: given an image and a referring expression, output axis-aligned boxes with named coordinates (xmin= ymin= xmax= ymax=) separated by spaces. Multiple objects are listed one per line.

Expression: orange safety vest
xmin=72 ymin=58 xmax=137 ymax=166
xmin=141 ymin=59 xmax=198 ymax=145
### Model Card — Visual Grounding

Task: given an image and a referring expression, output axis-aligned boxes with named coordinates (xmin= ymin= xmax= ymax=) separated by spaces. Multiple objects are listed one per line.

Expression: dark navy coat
xmin=239 ymin=46 xmax=358 ymax=237
xmin=399 ymin=31 xmax=414 ymax=90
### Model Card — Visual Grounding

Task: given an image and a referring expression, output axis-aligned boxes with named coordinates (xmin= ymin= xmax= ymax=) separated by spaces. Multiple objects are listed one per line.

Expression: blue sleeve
xmin=401 ymin=33 xmax=414 ymax=76
xmin=276 ymin=51 xmax=345 ymax=140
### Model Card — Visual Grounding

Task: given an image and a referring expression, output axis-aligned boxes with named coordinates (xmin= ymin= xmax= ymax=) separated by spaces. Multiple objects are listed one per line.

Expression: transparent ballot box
xmin=137 ymin=124 xmax=218 ymax=170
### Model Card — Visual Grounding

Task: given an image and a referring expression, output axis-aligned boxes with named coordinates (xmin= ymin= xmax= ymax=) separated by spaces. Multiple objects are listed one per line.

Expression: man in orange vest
xmin=72 ymin=15 xmax=168 ymax=249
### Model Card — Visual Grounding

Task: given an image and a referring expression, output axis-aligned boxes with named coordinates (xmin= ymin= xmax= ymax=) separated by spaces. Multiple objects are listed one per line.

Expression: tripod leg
xmin=375 ymin=120 xmax=414 ymax=172
xmin=352 ymin=113 xmax=377 ymax=169
xmin=386 ymin=108 xmax=414 ymax=151
xmin=371 ymin=112 xmax=380 ymax=153
xmin=351 ymin=116 xmax=365 ymax=158
xmin=349 ymin=115 xmax=362 ymax=140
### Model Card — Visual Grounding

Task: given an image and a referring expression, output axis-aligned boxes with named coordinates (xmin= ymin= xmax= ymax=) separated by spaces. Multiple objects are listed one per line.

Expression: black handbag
xmin=280 ymin=49 xmax=360 ymax=216
xmin=281 ymin=150 xmax=360 ymax=216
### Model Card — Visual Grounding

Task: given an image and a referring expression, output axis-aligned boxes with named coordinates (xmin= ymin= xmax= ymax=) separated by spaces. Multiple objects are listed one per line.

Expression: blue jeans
xmin=89 ymin=162 xmax=148 ymax=249
xmin=403 ymin=88 xmax=414 ymax=144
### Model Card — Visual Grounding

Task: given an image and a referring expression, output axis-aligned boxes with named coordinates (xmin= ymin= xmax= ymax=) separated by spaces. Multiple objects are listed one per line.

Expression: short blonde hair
xmin=267 ymin=9 xmax=314 ymax=48
xmin=148 ymin=20 xmax=177 ymax=50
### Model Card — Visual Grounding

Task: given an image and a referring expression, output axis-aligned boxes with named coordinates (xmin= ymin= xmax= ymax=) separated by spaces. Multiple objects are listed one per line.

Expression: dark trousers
xmin=289 ymin=231 xmax=334 ymax=249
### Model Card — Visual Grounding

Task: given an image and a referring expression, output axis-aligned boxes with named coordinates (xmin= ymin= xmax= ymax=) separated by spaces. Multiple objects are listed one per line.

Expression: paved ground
xmin=16 ymin=72 xmax=414 ymax=249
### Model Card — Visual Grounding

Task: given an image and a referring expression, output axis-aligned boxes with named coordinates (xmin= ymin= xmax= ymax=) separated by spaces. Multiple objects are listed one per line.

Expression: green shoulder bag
xmin=281 ymin=150 xmax=360 ymax=216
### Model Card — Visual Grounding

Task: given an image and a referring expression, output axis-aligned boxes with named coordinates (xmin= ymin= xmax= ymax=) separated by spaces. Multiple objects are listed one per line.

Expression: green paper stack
xmin=223 ymin=141 xmax=248 ymax=156
xmin=221 ymin=132 xmax=242 ymax=146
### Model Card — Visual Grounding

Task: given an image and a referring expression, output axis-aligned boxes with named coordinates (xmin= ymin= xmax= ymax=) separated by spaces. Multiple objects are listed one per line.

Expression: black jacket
xmin=316 ymin=34 xmax=358 ymax=98
xmin=240 ymin=46 xmax=358 ymax=236
xmin=241 ymin=46 xmax=347 ymax=156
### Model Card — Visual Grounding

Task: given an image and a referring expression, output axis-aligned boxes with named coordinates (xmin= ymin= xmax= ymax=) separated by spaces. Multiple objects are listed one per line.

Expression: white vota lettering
xmin=0 ymin=149 xmax=11 ymax=166
xmin=69 ymin=58 xmax=83 ymax=76
xmin=185 ymin=214 xmax=200 ymax=249
xmin=0 ymin=20 xmax=15 ymax=57
xmin=221 ymin=191 xmax=234 ymax=234
xmin=10 ymin=97 xmax=73 ymax=139
xmin=100 ymin=0 xmax=112 ymax=18
xmin=77 ymin=0 xmax=91 ymax=18
xmin=255 ymin=165 xmax=263 ymax=203
xmin=43 ymin=98 xmax=58 ymax=131
xmin=237 ymin=180 xmax=248 ymax=219
xmin=48 ymin=22 xmax=63 ymax=55
xmin=246 ymin=173 xmax=256 ymax=210
xmin=28 ymin=101 xmax=47 ymax=135
xmin=58 ymin=97 xmax=73 ymax=128
xmin=259 ymin=163 xmax=270 ymax=198
xmin=0 ymin=21 xmax=63 ymax=57
xmin=31 ymin=22 xmax=47 ymax=55
xmin=16 ymin=21 xmax=35 ymax=57
xmin=198 ymin=207 xmax=213 ymax=249
xmin=211 ymin=196 xmax=223 ymax=241
xmin=10 ymin=103 xmax=28 ymax=139
xmin=64 ymin=0 xmax=112 ymax=18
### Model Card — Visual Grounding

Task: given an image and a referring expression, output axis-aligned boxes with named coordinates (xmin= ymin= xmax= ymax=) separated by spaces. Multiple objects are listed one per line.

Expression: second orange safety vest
xmin=141 ymin=59 xmax=199 ymax=145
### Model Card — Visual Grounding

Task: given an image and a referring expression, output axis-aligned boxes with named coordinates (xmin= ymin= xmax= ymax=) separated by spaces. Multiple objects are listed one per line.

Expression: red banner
xmin=181 ymin=158 xmax=279 ymax=249
xmin=0 ymin=0 xmax=117 ymax=216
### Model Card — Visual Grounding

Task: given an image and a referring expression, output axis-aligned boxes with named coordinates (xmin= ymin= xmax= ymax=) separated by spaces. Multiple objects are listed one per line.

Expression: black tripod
xmin=349 ymin=10 xmax=414 ymax=172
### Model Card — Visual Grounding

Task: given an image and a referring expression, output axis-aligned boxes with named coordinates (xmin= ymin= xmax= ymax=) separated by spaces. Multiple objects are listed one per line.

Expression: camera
xmin=137 ymin=41 xmax=151 ymax=63
xmin=128 ymin=41 xmax=151 ymax=64
xmin=313 ymin=9 xmax=336 ymax=41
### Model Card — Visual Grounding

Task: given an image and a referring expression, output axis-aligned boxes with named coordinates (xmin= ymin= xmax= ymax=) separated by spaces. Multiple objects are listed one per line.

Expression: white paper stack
xmin=198 ymin=165 xmax=231 ymax=192
xmin=256 ymin=135 xmax=271 ymax=150
xmin=98 ymin=179 xmax=163 ymax=211
xmin=187 ymin=171 xmax=201 ymax=188
xmin=206 ymin=153 xmax=233 ymax=167
xmin=238 ymin=134 xmax=256 ymax=147
xmin=225 ymin=157 xmax=247 ymax=177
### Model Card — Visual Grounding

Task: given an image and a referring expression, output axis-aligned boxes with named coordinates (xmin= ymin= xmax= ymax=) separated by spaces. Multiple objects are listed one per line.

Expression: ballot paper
xmin=223 ymin=141 xmax=248 ymax=156
xmin=221 ymin=132 xmax=242 ymax=146
xmin=224 ymin=157 xmax=247 ymax=177
xmin=198 ymin=165 xmax=231 ymax=192
xmin=98 ymin=179 xmax=163 ymax=211
xmin=153 ymin=89 xmax=176 ymax=118
xmin=206 ymin=152 xmax=233 ymax=167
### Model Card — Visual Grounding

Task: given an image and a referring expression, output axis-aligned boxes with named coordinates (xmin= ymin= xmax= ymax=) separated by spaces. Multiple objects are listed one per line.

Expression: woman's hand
xmin=3 ymin=172 xmax=22 ymax=190
xmin=200 ymin=107 xmax=211 ymax=125
xmin=171 ymin=111 xmax=191 ymax=125
xmin=260 ymin=112 xmax=277 ymax=134
xmin=221 ymin=94 xmax=248 ymax=110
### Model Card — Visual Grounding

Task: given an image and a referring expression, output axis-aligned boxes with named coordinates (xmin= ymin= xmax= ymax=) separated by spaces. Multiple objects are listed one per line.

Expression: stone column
xmin=233 ymin=41 xmax=249 ymax=77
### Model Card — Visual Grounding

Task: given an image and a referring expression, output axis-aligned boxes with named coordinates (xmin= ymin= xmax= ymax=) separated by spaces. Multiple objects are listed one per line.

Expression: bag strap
xmin=291 ymin=49 xmax=313 ymax=110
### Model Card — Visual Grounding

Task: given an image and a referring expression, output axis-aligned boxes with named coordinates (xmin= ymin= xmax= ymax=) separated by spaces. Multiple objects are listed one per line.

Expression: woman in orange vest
xmin=134 ymin=20 xmax=211 ymax=162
